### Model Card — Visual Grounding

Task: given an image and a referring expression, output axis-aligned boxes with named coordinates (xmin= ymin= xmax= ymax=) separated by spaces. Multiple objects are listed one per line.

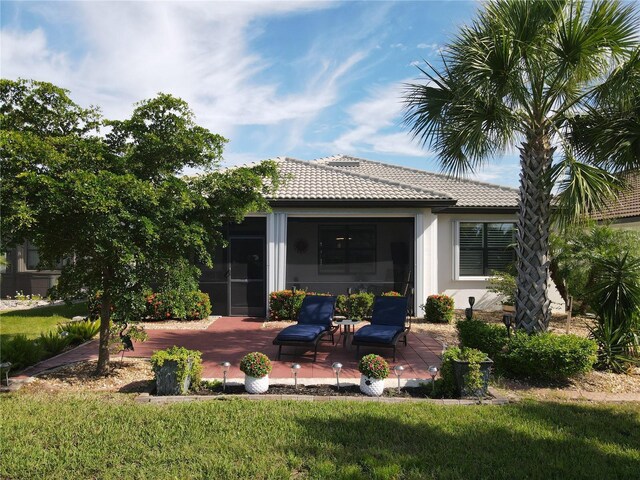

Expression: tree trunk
xmin=95 ymin=273 xmax=112 ymax=375
xmin=515 ymin=134 xmax=553 ymax=333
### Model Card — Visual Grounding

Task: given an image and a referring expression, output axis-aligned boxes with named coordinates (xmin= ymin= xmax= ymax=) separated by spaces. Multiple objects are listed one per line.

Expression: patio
xmin=20 ymin=316 xmax=443 ymax=382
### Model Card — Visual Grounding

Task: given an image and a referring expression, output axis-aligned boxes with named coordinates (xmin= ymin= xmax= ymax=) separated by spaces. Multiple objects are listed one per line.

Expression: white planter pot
xmin=359 ymin=375 xmax=385 ymax=396
xmin=245 ymin=375 xmax=269 ymax=394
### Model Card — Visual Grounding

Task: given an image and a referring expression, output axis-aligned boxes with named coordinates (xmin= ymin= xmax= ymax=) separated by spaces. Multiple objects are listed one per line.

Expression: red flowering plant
xmin=381 ymin=291 xmax=402 ymax=297
xmin=239 ymin=352 xmax=272 ymax=378
xmin=268 ymin=289 xmax=307 ymax=321
xmin=421 ymin=294 xmax=455 ymax=323
xmin=358 ymin=354 xmax=390 ymax=380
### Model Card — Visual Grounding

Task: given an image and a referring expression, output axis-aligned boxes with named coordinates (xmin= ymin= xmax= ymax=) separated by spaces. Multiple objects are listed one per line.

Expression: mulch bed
xmin=192 ymin=383 xmax=443 ymax=398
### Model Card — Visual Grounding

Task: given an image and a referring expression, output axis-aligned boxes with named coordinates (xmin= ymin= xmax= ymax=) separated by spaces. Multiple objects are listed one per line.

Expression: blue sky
xmin=1 ymin=1 xmax=521 ymax=186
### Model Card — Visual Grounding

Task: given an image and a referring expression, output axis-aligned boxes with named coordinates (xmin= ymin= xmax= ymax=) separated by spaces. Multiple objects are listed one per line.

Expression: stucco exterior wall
xmin=435 ymin=213 xmax=565 ymax=312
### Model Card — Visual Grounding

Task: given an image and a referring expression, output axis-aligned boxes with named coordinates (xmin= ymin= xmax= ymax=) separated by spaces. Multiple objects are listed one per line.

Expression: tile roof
xmin=269 ymin=157 xmax=453 ymax=202
xmin=305 ymin=155 xmax=519 ymax=208
xmin=592 ymin=171 xmax=640 ymax=221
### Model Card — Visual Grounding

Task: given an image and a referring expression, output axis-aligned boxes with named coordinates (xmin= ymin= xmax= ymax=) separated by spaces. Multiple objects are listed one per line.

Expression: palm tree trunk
xmin=515 ymin=134 xmax=553 ymax=332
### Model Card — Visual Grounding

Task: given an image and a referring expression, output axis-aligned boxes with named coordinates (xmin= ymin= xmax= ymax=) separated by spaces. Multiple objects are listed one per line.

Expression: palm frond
xmin=550 ymin=155 xmax=625 ymax=228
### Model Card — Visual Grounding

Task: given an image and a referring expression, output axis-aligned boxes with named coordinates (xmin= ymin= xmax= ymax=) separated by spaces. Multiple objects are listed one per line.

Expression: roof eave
xmin=269 ymin=199 xmax=457 ymax=208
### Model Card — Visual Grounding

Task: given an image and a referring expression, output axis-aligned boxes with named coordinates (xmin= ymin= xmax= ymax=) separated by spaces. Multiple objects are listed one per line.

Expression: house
xmin=199 ymin=155 xmax=562 ymax=317
xmin=2 ymin=155 xmax=564 ymax=316
xmin=591 ymin=171 xmax=640 ymax=230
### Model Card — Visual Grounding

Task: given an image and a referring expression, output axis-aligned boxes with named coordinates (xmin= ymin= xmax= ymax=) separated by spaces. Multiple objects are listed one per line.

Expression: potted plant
xmin=487 ymin=271 xmax=517 ymax=313
xmin=151 ymin=346 xmax=202 ymax=396
xmin=240 ymin=352 xmax=272 ymax=394
xmin=358 ymin=354 xmax=390 ymax=396
xmin=447 ymin=347 xmax=493 ymax=398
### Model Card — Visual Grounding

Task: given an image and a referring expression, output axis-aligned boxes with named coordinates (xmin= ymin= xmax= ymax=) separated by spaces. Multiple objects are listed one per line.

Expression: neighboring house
xmin=591 ymin=171 xmax=640 ymax=230
xmin=0 ymin=241 xmax=60 ymax=298
xmin=2 ymin=155 xmax=564 ymax=316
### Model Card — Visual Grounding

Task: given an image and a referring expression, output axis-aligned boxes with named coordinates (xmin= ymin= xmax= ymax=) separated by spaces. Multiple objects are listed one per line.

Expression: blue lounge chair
xmin=352 ymin=296 xmax=410 ymax=361
xmin=273 ymin=295 xmax=337 ymax=362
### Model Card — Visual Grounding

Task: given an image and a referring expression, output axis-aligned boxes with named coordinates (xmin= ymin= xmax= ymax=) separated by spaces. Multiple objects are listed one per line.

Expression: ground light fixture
xmin=220 ymin=361 xmax=231 ymax=391
xmin=291 ymin=363 xmax=301 ymax=389
xmin=393 ymin=365 xmax=404 ymax=392
xmin=502 ymin=314 xmax=513 ymax=338
xmin=428 ymin=365 xmax=439 ymax=394
xmin=332 ymin=362 xmax=342 ymax=390
xmin=465 ymin=296 xmax=476 ymax=320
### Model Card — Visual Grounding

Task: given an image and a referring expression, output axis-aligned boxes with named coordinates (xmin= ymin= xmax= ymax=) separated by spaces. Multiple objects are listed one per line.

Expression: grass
xmin=0 ymin=303 xmax=88 ymax=340
xmin=1 ymin=393 xmax=638 ymax=480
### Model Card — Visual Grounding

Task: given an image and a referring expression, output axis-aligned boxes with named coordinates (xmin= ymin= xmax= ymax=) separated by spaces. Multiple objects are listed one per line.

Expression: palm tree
xmin=403 ymin=0 xmax=639 ymax=333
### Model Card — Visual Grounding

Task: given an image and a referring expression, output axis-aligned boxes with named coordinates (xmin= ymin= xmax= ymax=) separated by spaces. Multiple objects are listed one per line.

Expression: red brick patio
xmin=20 ymin=317 xmax=443 ymax=381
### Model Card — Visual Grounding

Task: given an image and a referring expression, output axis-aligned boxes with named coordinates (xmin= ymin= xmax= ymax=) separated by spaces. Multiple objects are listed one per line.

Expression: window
xmin=318 ymin=224 xmax=376 ymax=274
xmin=26 ymin=242 xmax=40 ymax=270
xmin=25 ymin=242 xmax=65 ymax=271
xmin=458 ymin=222 xmax=515 ymax=277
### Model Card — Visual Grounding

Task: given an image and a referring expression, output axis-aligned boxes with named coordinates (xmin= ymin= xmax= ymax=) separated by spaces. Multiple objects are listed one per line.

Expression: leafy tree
xmin=550 ymin=223 xmax=640 ymax=311
xmin=1 ymin=79 xmax=279 ymax=374
xmin=403 ymin=0 xmax=639 ymax=332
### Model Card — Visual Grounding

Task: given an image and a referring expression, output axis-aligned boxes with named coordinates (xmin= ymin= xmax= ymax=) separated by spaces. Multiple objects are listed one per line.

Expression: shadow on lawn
xmin=291 ymin=402 xmax=640 ymax=479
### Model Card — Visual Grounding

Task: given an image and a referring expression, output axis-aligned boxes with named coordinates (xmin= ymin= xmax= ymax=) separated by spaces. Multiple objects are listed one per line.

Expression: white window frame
xmin=453 ymin=220 xmax=516 ymax=281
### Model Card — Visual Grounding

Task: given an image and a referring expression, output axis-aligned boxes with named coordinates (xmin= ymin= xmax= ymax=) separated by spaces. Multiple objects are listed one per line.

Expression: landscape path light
xmin=332 ymin=362 xmax=343 ymax=390
xmin=220 ymin=361 xmax=231 ymax=391
xmin=291 ymin=363 xmax=301 ymax=389
xmin=393 ymin=365 xmax=404 ymax=392
xmin=428 ymin=365 xmax=439 ymax=394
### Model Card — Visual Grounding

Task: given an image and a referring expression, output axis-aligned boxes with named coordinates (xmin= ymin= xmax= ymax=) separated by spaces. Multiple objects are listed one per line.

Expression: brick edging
xmin=134 ymin=392 xmax=511 ymax=405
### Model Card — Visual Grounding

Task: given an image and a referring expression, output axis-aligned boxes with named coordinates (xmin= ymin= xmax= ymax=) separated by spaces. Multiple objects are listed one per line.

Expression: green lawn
xmin=0 ymin=303 xmax=88 ymax=340
xmin=1 ymin=393 xmax=638 ymax=480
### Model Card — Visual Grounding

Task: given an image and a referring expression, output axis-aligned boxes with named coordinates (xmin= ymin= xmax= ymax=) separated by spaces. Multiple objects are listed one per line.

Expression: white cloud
xmin=328 ymin=80 xmax=427 ymax=157
xmin=0 ymin=1 xmax=360 ymax=140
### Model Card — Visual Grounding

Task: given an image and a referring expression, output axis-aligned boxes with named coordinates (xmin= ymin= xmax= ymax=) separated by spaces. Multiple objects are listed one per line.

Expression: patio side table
xmin=333 ymin=319 xmax=362 ymax=348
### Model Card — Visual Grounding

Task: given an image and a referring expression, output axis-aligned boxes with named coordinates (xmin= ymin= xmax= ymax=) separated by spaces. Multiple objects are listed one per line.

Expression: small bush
xmin=38 ymin=331 xmax=70 ymax=357
xmin=381 ymin=291 xmax=402 ymax=297
xmin=421 ymin=294 xmax=454 ymax=323
xmin=347 ymin=292 xmax=375 ymax=320
xmin=240 ymin=352 xmax=272 ymax=378
xmin=151 ymin=346 xmax=203 ymax=389
xmin=358 ymin=354 xmax=390 ymax=380
xmin=501 ymin=332 xmax=597 ymax=380
xmin=268 ymin=290 xmax=307 ymax=321
xmin=145 ymin=290 xmax=212 ymax=321
xmin=588 ymin=316 xmax=639 ymax=373
xmin=58 ymin=320 xmax=100 ymax=344
xmin=457 ymin=318 xmax=509 ymax=360
xmin=0 ymin=335 xmax=44 ymax=371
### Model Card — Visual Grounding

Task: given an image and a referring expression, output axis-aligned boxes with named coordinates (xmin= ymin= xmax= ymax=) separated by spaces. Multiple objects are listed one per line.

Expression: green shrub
xmin=457 ymin=318 xmax=509 ymax=360
xmin=239 ymin=352 xmax=272 ymax=378
xmin=588 ymin=315 xmax=640 ymax=373
xmin=268 ymin=290 xmax=307 ymax=321
xmin=151 ymin=346 xmax=203 ymax=389
xmin=358 ymin=354 xmax=390 ymax=380
xmin=38 ymin=331 xmax=70 ymax=357
xmin=501 ymin=332 xmax=597 ymax=380
xmin=421 ymin=294 xmax=454 ymax=323
xmin=487 ymin=271 xmax=517 ymax=306
xmin=347 ymin=292 xmax=375 ymax=320
xmin=145 ymin=290 xmax=212 ymax=321
xmin=0 ymin=335 xmax=44 ymax=371
xmin=58 ymin=319 xmax=100 ymax=344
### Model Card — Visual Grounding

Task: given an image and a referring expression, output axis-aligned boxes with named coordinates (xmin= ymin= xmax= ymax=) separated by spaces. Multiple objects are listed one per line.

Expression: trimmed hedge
xmin=456 ymin=318 xmax=509 ymax=360
xmin=422 ymin=294 xmax=455 ymax=323
xmin=457 ymin=318 xmax=598 ymax=381
xmin=268 ymin=290 xmax=307 ymax=321
xmin=500 ymin=332 xmax=597 ymax=381
xmin=336 ymin=292 xmax=375 ymax=320
xmin=145 ymin=291 xmax=211 ymax=321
